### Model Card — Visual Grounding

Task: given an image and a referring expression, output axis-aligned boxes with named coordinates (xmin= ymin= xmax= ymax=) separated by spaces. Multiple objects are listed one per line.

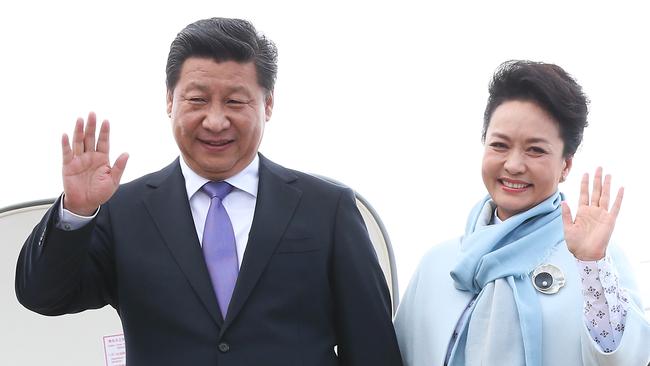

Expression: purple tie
xmin=201 ymin=181 xmax=238 ymax=318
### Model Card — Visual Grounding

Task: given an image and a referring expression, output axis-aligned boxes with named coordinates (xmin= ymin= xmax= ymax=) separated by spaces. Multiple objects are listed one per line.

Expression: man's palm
xmin=61 ymin=112 xmax=128 ymax=216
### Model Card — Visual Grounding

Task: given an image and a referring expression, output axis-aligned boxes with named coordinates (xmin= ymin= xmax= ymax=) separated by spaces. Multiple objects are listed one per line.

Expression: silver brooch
xmin=531 ymin=264 xmax=565 ymax=294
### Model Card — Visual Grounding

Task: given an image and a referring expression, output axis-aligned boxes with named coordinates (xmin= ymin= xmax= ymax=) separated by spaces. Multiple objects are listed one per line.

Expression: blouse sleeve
xmin=577 ymin=244 xmax=650 ymax=365
xmin=577 ymin=257 xmax=628 ymax=352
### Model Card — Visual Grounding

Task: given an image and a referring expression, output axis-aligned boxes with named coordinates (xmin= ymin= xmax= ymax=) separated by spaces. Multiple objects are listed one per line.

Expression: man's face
xmin=167 ymin=57 xmax=273 ymax=180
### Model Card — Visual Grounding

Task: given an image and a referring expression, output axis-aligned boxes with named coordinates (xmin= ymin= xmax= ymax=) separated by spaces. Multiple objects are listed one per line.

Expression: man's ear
xmin=166 ymin=90 xmax=173 ymax=117
xmin=264 ymin=91 xmax=274 ymax=122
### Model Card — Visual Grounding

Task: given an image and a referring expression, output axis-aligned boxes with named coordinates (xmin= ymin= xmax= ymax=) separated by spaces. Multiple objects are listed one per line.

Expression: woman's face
xmin=482 ymin=100 xmax=572 ymax=220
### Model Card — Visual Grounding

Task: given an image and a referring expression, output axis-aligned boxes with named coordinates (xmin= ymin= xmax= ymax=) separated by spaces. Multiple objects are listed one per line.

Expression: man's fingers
xmin=72 ymin=118 xmax=85 ymax=156
xmin=110 ymin=153 xmax=129 ymax=185
xmin=84 ymin=112 xmax=97 ymax=153
xmin=579 ymin=173 xmax=589 ymax=206
xmin=96 ymin=120 xmax=111 ymax=154
xmin=590 ymin=167 xmax=603 ymax=206
xmin=610 ymin=187 xmax=624 ymax=219
xmin=62 ymin=133 xmax=73 ymax=164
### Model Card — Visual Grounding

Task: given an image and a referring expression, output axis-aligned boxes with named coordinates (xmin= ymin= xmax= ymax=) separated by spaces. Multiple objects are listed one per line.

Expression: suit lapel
xmin=222 ymin=155 xmax=301 ymax=329
xmin=143 ymin=160 xmax=224 ymax=327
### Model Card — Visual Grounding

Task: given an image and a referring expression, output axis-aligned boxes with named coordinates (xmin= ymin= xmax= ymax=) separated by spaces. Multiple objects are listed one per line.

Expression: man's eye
xmin=188 ymin=97 xmax=206 ymax=103
xmin=227 ymin=99 xmax=245 ymax=104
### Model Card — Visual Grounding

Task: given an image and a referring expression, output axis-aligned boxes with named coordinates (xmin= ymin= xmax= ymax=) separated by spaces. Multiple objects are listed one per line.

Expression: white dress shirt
xmin=179 ymin=155 xmax=258 ymax=267
xmin=58 ymin=155 xmax=260 ymax=268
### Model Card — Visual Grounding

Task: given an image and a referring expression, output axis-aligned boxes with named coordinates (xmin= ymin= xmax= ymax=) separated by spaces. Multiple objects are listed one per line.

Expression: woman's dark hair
xmin=482 ymin=60 xmax=589 ymax=157
xmin=166 ymin=17 xmax=278 ymax=94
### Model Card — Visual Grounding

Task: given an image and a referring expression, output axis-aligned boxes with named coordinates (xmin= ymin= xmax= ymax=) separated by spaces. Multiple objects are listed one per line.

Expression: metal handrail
xmin=0 ymin=199 xmax=56 ymax=215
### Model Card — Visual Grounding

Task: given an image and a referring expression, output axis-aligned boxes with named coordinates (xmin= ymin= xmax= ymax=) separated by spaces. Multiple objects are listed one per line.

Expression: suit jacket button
xmin=218 ymin=342 xmax=230 ymax=353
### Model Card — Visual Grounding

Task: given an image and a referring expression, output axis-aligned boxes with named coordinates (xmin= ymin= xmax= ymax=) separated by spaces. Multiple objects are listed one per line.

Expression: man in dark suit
xmin=15 ymin=18 xmax=402 ymax=365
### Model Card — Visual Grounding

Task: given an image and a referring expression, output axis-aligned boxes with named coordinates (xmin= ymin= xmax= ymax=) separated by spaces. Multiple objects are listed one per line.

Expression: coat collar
xmin=143 ymin=158 xmax=225 ymax=326
xmin=221 ymin=154 xmax=301 ymax=330
xmin=142 ymin=155 xmax=302 ymax=330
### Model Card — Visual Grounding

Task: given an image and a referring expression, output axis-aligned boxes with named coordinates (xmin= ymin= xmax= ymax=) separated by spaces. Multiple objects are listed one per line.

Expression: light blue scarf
xmin=448 ymin=191 xmax=565 ymax=366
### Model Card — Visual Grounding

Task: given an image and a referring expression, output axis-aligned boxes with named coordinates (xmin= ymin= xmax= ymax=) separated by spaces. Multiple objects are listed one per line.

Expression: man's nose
xmin=202 ymin=104 xmax=230 ymax=131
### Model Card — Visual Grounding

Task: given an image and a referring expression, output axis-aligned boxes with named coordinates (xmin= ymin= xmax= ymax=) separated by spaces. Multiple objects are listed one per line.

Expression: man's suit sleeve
xmin=331 ymin=188 xmax=403 ymax=365
xmin=15 ymin=196 xmax=117 ymax=316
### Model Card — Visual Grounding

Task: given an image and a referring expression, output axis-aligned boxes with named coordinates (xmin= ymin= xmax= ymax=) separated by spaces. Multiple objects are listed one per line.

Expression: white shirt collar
xmin=179 ymin=154 xmax=259 ymax=200
xmin=492 ymin=207 xmax=503 ymax=225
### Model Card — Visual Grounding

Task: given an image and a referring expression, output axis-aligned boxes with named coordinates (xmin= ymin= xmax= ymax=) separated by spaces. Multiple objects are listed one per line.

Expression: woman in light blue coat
xmin=394 ymin=60 xmax=650 ymax=366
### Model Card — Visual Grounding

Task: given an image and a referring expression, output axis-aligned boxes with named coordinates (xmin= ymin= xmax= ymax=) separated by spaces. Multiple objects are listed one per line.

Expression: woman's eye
xmin=489 ymin=142 xmax=508 ymax=149
xmin=528 ymin=146 xmax=547 ymax=154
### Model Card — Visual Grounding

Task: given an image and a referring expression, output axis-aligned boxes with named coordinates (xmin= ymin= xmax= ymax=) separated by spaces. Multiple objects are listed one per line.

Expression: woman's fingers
xmin=599 ymin=174 xmax=612 ymax=210
xmin=610 ymin=187 xmax=624 ymax=219
xmin=590 ymin=167 xmax=603 ymax=206
xmin=580 ymin=167 xmax=621 ymax=216
xmin=579 ymin=173 xmax=590 ymax=206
